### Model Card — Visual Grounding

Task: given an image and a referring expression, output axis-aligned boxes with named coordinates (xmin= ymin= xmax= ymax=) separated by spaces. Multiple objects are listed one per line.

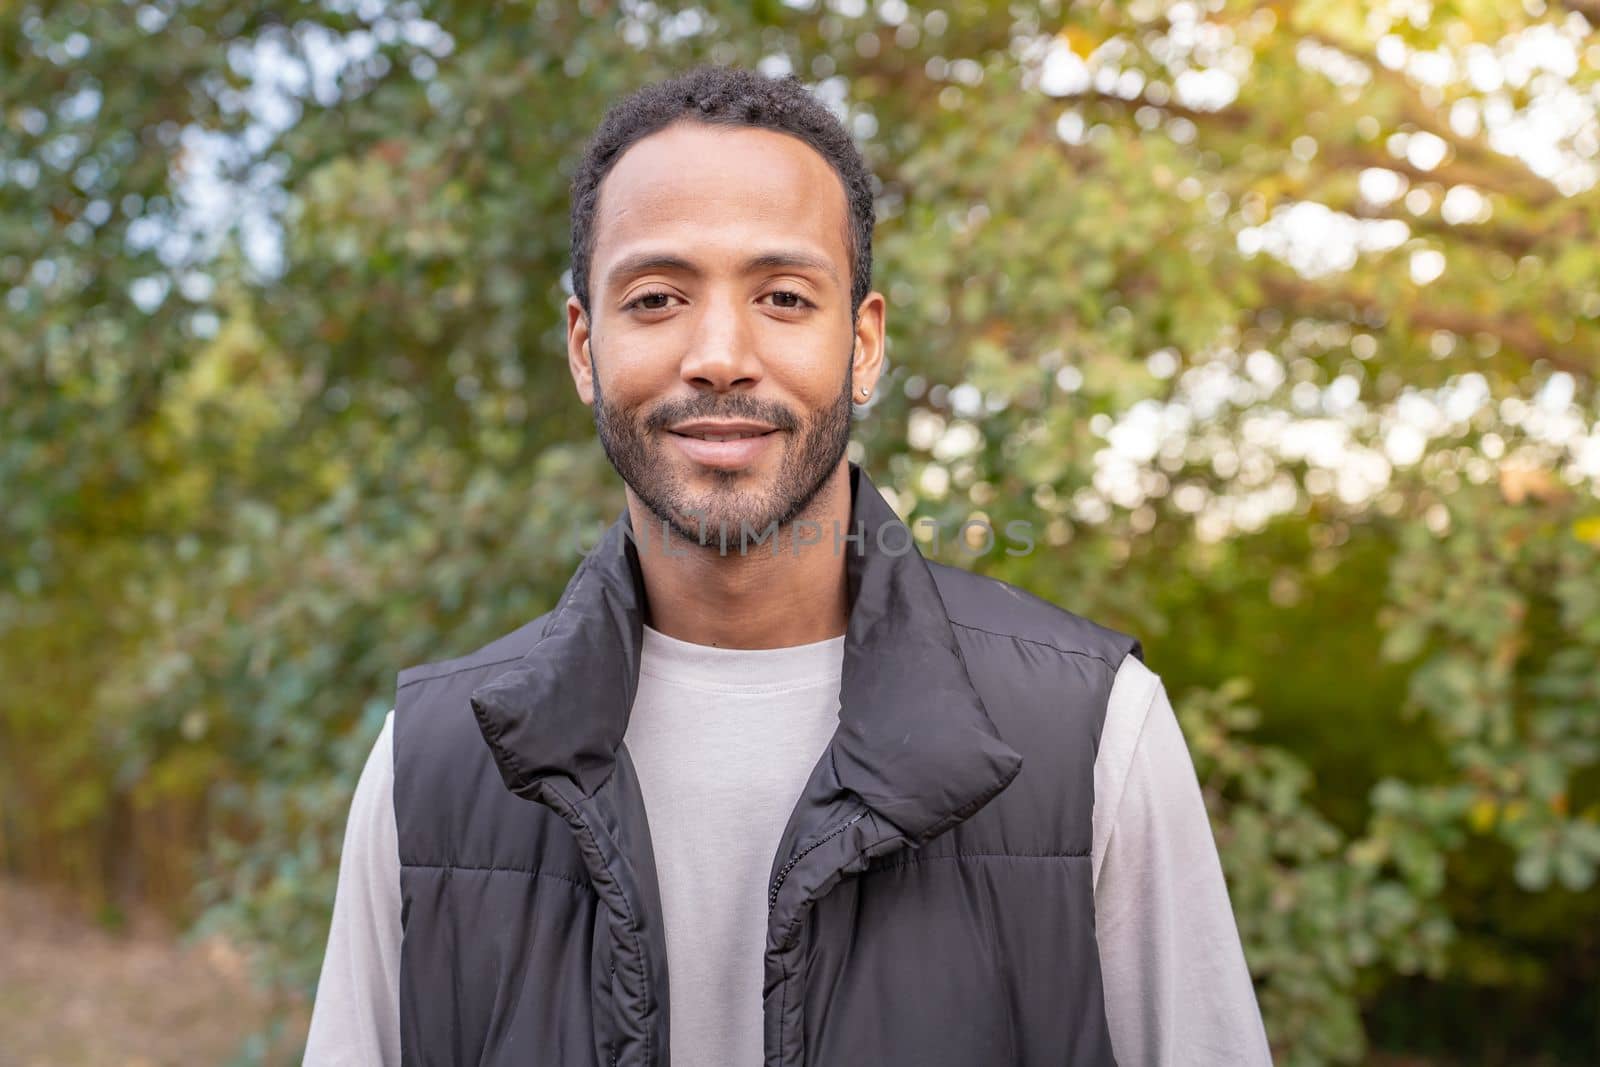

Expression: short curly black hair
xmin=570 ymin=64 xmax=875 ymax=325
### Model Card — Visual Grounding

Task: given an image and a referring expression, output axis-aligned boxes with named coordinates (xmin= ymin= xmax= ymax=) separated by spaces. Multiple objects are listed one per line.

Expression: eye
xmin=623 ymin=289 xmax=678 ymax=312
xmin=763 ymin=290 xmax=814 ymax=310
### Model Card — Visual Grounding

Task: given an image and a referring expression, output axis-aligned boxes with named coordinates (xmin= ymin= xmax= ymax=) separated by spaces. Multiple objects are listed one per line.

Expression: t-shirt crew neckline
xmin=638 ymin=622 xmax=846 ymax=693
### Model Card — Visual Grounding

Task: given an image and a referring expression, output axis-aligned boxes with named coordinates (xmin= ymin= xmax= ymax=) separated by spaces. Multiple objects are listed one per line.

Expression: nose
xmin=677 ymin=291 xmax=763 ymax=394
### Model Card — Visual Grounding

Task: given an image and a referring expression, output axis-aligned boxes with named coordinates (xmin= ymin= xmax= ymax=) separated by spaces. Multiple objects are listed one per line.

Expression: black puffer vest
xmin=394 ymin=462 xmax=1143 ymax=1066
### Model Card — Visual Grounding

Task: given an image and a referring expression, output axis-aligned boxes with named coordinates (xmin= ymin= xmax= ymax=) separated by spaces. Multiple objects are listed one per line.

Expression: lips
xmin=665 ymin=423 xmax=781 ymax=470
xmin=675 ymin=430 xmax=772 ymax=442
xmin=667 ymin=419 xmax=779 ymax=438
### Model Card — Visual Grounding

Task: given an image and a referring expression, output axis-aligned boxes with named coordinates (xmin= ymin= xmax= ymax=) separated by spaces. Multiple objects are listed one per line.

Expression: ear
xmin=567 ymin=296 xmax=595 ymax=405
xmin=850 ymin=290 xmax=887 ymax=402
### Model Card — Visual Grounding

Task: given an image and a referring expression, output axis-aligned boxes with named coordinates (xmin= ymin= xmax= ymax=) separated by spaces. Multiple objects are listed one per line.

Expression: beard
xmin=590 ymin=341 xmax=854 ymax=551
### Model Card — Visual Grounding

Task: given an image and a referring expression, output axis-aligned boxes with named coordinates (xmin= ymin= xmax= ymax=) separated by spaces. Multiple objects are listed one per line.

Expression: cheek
xmin=790 ymin=371 xmax=851 ymax=413
xmin=762 ymin=347 xmax=850 ymax=395
xmin=597 ymin=347 xmax=673 ymax=405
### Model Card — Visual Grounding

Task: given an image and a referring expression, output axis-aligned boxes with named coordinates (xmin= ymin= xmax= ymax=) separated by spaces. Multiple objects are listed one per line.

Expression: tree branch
xmin=1257 ymin=273 xmax=1594 ymax=379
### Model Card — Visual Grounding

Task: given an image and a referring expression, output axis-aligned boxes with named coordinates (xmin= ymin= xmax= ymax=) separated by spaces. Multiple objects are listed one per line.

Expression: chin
xmin=674 ymin=489 xmax=783 ymax=539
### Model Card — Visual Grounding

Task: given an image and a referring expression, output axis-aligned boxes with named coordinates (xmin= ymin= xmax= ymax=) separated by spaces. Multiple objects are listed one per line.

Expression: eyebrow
xmin=602 ymin=248 xmax=841 ymax=293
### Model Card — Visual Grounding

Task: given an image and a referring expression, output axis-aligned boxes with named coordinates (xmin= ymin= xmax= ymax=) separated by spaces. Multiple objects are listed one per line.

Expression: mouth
xmin=664 ymin=422 xmax=782 ymax=470
xmin=667 ymin=420 xmax=779 ymax=439
xmin=670 ymin=430 xmax=775 ymax=442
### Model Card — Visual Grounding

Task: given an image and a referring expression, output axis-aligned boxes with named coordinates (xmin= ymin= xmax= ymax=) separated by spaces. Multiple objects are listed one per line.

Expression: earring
xmin=859 ymin=387 xmax=871 ymax=399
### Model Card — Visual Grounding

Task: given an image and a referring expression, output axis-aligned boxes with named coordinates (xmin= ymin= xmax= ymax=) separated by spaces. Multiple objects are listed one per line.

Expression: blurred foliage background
xmin=3 ymin=0 xmax=1599 ymax=1063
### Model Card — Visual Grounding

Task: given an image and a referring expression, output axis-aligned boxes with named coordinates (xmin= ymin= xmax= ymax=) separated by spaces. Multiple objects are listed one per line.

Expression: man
xmin=306 ymin=65 xmax=1271 ymax=1066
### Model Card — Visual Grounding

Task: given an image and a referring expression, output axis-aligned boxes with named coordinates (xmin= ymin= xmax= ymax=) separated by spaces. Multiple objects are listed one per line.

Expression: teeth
xmin=691 ymin=432 xmax=763 ymax=442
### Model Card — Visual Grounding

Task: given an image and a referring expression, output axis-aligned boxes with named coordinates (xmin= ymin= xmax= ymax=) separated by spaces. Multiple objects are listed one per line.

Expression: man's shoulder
xmin=396 ymin=608 xmax=558 ymax=692
xmin=924 ymin=560 xmax=1143 ymax=672
xmin=390 ymin=608 xmax=570 ymax=862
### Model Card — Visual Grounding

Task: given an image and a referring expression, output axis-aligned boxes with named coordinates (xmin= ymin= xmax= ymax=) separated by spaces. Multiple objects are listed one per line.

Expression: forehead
xmin=591 ymin=122 xmax=850 ymax=285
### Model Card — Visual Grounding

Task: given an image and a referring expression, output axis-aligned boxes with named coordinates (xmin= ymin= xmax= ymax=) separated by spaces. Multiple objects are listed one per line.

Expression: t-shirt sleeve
xmin=1091 ymin=655 xmax=1273 ymax=1066
xmin=304 ymin=709 xmax=403 ymax=1066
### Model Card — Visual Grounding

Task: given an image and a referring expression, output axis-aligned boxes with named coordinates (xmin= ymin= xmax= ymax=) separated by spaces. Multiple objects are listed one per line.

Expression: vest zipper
xmin=767 ymin=809 xmax=868 ymax=911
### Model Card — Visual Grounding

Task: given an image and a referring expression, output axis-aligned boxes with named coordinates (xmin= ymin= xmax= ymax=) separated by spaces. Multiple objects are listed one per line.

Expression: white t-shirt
xmin=304 ymin=624 xmax=1272 ymax=1066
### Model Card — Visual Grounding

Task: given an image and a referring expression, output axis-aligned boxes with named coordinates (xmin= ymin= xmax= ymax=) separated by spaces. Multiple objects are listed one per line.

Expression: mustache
xmin=641 ymin=396 xmax=802 ymax=433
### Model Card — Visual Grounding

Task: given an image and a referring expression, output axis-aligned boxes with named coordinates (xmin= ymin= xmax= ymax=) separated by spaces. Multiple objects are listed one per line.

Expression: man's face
xmin=568 ymin=121 xmax=883 ymax=546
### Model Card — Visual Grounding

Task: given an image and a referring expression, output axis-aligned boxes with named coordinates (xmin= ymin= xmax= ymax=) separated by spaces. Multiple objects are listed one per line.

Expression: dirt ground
xmin=0 ymin=878 xmax=307 ymax=1066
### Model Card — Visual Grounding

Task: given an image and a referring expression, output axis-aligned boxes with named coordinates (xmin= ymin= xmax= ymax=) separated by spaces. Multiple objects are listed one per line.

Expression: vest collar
xmin=468 ymin=460 xmax=1022 ymax=847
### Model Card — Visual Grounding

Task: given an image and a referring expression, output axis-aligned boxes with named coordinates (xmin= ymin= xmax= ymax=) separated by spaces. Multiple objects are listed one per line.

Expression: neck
xmin=625 ymin=460 xmax=853 ymax=650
